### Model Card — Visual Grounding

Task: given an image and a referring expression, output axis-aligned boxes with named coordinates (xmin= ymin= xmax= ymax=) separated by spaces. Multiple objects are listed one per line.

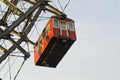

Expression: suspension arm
xmin=44 ymin=4 xmax=66 ymax=18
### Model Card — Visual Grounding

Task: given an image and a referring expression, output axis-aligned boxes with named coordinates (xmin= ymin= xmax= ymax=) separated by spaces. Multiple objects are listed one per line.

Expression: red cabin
xmin=34 ymin=16 xmax=76 ymax=68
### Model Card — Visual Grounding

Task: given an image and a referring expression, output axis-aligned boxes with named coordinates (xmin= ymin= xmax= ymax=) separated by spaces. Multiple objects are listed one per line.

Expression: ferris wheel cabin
xmin=34 ymin=16 xmax=76 ymax=68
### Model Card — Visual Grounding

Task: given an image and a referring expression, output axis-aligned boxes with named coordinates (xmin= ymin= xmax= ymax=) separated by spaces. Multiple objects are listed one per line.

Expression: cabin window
xmin=68 ymin=22 xmax=74 ymax=31
xmin=61 ymin=21 xmax=67 ymax=30
xmin=53 ymin=19 xmax=59 ymax=28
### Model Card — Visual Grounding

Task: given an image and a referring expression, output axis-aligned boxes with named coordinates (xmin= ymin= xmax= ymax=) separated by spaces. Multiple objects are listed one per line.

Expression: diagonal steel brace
xmin=9 ymin=38 xmax=30 ymax=58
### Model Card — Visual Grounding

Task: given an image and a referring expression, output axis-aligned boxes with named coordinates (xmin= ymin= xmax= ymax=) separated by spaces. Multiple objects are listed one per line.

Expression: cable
xmin=37 ymin=17 xmax=50 ymax=21
xmin=14 ymin=59 xmax=26 ymax=80
xmin=0 ymin=59 xmax=8 ymax=72
xmin=8 ymin=57 xmax=12 ymax=80
xmin=63 ymin=0 xmax=71 ymax=12
xmin=0 ymin=5 xmax=7 ymax=17
xmin=51 ymin=1 xmax=58 ymax=10
xmin=19 ymin=0 xmax=26 ymax=12
xmin=1 ymin=49 xmax=26 ymax=79
xmin=2 ymin=53 xmax=24 ymax=80
xmin=58 ymin=0 xmax=64 ymax=11
xmin=28 ymin=12 xmax=46 ymax=39
xmin=2 ymin=53 xmax=20 ymax=80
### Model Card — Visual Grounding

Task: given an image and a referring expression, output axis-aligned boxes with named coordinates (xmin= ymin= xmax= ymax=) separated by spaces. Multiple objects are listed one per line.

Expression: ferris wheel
xmin=0 ymin=0 xmax=76 ymax=80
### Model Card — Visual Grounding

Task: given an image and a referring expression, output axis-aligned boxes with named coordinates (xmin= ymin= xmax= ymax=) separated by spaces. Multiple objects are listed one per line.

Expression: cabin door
xmin=60 ymin=21 xmax=69 ymax=37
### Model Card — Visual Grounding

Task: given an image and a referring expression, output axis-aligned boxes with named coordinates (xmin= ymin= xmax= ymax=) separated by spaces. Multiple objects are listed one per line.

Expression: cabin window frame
xmin=67 ymin=22 xmax=74 ymax=31
xmin=53 ymin=19 xmax=59 ymax=28
xmin=60 ymin=20 xmax=67 ymax=30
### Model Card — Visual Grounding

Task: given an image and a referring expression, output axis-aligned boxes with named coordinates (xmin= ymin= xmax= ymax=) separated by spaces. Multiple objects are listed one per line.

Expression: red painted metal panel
xmin=68 ymin=31 xmax=76 ymax=40
xmin=53 ymin=28 xmax=60 ymax=37
xmin=34 ymin=47 xmax=40 ymax=64
xmin=34 ymin=18 xmax=53 ymax=65
xmin=61 ymin=30 xmax=67 ymax=37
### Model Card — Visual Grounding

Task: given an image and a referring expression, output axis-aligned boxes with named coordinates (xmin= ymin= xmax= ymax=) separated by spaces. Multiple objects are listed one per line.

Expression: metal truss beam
xmin=0 ymin=0 xmax=44 ymax=39
xmin=0 ymin=0 xmax=44 ymax=63
xmin=0 ymin=0 xmax=66 ymax=63
xmin=0 ymin=0 xmax=22 ymax=16
xmin=0 ymin=6 xmax=43 ymax=63
xmin=2 ymin=0 xmax=19 ymax=21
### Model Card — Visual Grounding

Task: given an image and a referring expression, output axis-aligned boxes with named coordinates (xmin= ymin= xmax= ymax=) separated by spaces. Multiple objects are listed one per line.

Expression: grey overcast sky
xmin=19 ymin=0 xmax=120 ymax=80
xmin=1 ymin=0 xmax=120 ymax=80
